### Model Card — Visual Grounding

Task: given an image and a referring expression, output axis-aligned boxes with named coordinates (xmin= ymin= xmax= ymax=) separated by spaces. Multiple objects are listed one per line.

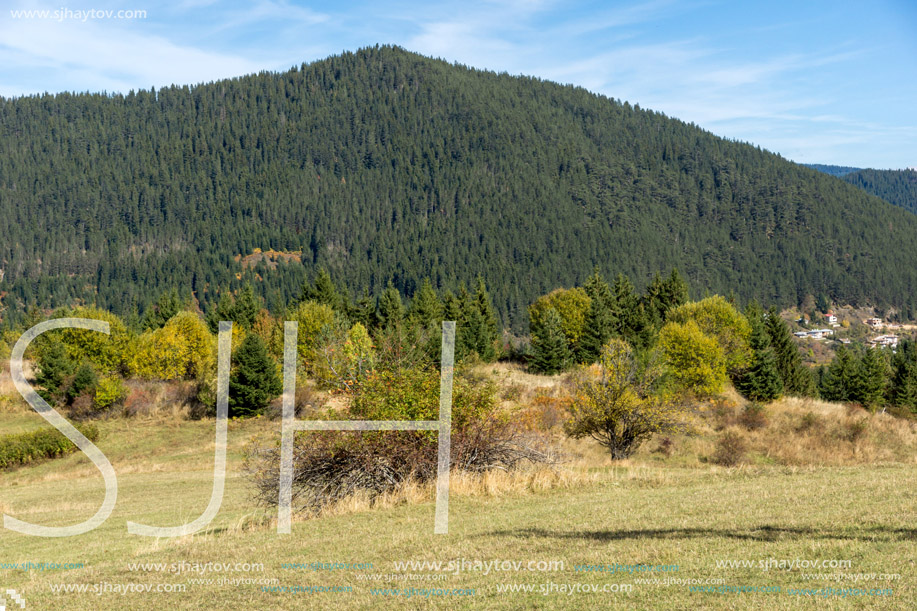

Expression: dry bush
xmin=653 ymin=436 xmax=675 ymax=457
xmin=120 ymin=379 xmax=195 ymax=419
xmin=245 ymin=416 xmax=560 ymax=517
xmin=262 ymin=383 xmax=327 ymax=420
xmin=516 ymin=394 xmax=569 ymax=432
xmin=739 ymin=403 xmax=769 ymax=431
xmin=710 ymin=398 xmax=739 ymax=431
xmin=712 ymin=430 xmax=747 ymax=466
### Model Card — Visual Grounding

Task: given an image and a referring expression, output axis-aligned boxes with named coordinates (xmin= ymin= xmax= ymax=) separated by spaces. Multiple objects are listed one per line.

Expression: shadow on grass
xmin=493 ymin=525 xmax=916 ymax=542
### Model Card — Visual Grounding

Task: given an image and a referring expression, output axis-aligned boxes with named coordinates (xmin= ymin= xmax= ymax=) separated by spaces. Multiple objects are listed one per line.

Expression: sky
xmin=1 ymin=0 xmax=914 ymax=169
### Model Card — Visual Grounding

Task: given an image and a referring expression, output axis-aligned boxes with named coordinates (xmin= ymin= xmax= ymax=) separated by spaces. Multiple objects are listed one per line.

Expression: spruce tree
xmin=855 ymin=347 xmax=888 ymax=410
xmin=233 ymin=283 xmax=261 ymax=331
xmin=736 ymin=304 xmax=782 ymax=402
xmin=375 ymin=282 xmax=405 ymax=330
xmin=468 ymin=278 xmax=500 ymax=361
xmin=35 ymin=339 xmax=74 ymax=404
xmin=67 ymin=362 xmax=98 ymax=404
xmin=302 ymin=268 xmax=343 ymax=312
xmin=530 ymin=307 xmax=571 ymax=374
xmin=579 ymin=269 xmax=615 ymax=363
xmin=765 ymin=306 xmax=815 ymax=396
xmin=229 ymin=334 xmax=283 ymax=418
xmin=349 ymin=289 xmax=376 ymax=329
xmin=142 ymin=287 xmax=181 ymax=330
xmin=408 ymin=278 xmax=443 ymax=327
xmin=890 ymin=339 xmax=917 ymax=412
xmin=820 ymin=346 xmax=857 ymax=402
xmin=206 ymin=291 xmax=236 ymax=333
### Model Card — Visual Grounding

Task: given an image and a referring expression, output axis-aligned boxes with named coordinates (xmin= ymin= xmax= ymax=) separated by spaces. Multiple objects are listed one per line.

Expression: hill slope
xmin=2 ymin=45 xmax=917 ymax=327
xmin=841 ymin=168 xmax=917 ymax=215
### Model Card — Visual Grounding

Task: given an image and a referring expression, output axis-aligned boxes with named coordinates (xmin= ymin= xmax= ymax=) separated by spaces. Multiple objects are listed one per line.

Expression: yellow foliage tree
xmin=287 ymin=300 xmax=336 ymax=362
xmin=528 ymin=287 xmax=591 ymax=354
xmin=564 ymin=338 xmax=687 ymax=459
xmin=57 ymin=307 xmax=131 ymax=373
xmin=667 ymin=296 xmax=751 ymax=374
xmin=658 ymin=320 xmax=727 ymax=396
xmin=128 ymin=311 xmax=214 ymax=380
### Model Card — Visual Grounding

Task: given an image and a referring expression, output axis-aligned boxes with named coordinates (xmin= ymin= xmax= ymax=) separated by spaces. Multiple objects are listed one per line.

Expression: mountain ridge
xmin=2 ymin=45 xmax=916 ymax=328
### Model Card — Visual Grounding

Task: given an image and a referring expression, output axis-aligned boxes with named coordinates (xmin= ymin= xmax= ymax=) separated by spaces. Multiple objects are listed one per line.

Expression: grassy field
xmin=1 ymin=368 xmax=915 ymax=610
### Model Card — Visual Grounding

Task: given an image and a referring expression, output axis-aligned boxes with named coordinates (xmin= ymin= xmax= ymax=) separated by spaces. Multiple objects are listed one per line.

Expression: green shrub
xmin=67 ymin=362 xmax=98 ymax=404
xmin=94 ymin=375 xmax=127 ymax=410
xmin=0 ymin=424 xmax=100 ymax=469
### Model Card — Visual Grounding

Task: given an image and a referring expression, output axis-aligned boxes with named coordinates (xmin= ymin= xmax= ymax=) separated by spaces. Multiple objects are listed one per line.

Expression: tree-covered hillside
xmin=2 ymin=45 xmax=917 ymax=329
xmin=803 ymin=163 xmax=861 ymax=177
xmin=840 ymin=169 xmax=917 ymax=216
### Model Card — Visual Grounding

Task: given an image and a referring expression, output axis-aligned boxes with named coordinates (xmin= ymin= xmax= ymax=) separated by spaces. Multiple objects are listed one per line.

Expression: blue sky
xmin=1 ymin=0 xmax=914 ymax=168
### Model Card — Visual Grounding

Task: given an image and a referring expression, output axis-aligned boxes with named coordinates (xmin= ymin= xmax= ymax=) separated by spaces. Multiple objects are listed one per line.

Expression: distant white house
xmin=866 ymin=317 xmax=883 ymax=328
xmin=870 ymin=335 xmax=899 ymax=348
xmin=826 ymin=313 xmax=838 ymax=324
xmin=794 ymin=328 xmax=834 ymax=340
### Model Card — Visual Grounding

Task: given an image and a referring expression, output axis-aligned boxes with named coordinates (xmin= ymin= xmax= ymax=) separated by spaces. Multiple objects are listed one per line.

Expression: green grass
xmin=0 ymin=413 xmax=914 ymax=610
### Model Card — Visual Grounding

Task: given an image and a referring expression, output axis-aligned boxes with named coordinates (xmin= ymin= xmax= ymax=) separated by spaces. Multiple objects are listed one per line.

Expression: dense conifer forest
xmin=3 ymin=45 xmax=917 ymax=329
xmin=840 ymin=169 xmax=917 ymax=216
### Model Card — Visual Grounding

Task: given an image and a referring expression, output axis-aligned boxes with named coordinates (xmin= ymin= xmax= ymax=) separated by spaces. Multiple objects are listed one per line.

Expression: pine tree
xmin=228 ymin=334 xmax=283 ymax=418
xmin=890 ymin=340 xmax=917 ymax=412
xmin=765 ymin=306 xmax=815 ymax=396
xmin=142 ymin=287 xmax=181 ymax=330
xmin=375 ymin=282 xmax=404 ymax=330
xmin=854 ymin=347 xmax=888 ymax=410
xmin=67 ymin=362 xmax=99 ymax=404
xmin=233 ymin=283 xmax=261 ymax=331
xmin=530 ymin=307 xmax=571 ymax=374
xmin=349 ymin=289 xmax=376 ymax=329
xmin=736 ymin=304 xmax=783 ymax=402
xmin=820 ymin=345 xmax=857 ymax=402
xmin=408 ymin=278 xmax=443 ymax=327
xmin=206 ymin=291 xmax=236 ymax=333
xmin=35 ymin=339 xmax=74 ymax=403
xmin=302 ymin=268 xmax=342 ymax=312
xmin=467 ymin=277 xmax=500 ymax=361
xmin=579 ymin=269 xmax=615 ymax=363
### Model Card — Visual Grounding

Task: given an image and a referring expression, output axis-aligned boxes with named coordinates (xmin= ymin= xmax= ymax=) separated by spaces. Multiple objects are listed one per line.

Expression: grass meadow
xmin=0 ymin=364 xmax=914 ymax=610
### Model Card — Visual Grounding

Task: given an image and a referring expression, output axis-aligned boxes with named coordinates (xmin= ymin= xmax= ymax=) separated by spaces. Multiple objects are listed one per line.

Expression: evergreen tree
xmin=228 ymin=334 xmax=283 ymax=418
xmin=408 ymin=278 xmax=443 ymax=327
xmin=890 ymin=340 xmax=917 ymax=413
xmin=466 ymin=278 xmax=500 ymax=361
xmin=854 ymin=347 xmax=888 ymax=410
xmin=819 ymin=345 xmax=857 ymax=402
xmin=611 ymin=273 xmax=650 ymax=349
xmin=579 ymin=269 xmax=616 ymax=363
xmin=349 ymin=289 xmax=376 ymax=329
xmin=142 ymin=288 xmax=182 ymax=330
xmin=207 ymin=291 xmax=236 ymax=333
xmin=642 ymin=270 xmax=687 ymax=329
xmin=735 ymin=304 xmax=782 ymax=402
xmin=233 ymin=283 xmax=261 ymax=331
xmin=35 ymin=339 xmax=74 ymax=403
xmin=530 ymin=307 xmax=571 ymax=374
xmin=375 ymin=282 xmax=404 ymax=330
xmin=67 ymin=362 xmax=98 ymax=404
xmin=765 ymin=306 xmax=815 ymax=396
xmin=301 ymin=268 xmax=343 ymax=312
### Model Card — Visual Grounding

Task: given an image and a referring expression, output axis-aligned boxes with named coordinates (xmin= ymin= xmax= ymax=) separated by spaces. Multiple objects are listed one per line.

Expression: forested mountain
xmin=839 ymin=169 xmax=917 ymax=216
xmin=803 ymin=164 xmax=861 ymax=177
xmin=2 ymin=45 xmax=917 ymax=329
